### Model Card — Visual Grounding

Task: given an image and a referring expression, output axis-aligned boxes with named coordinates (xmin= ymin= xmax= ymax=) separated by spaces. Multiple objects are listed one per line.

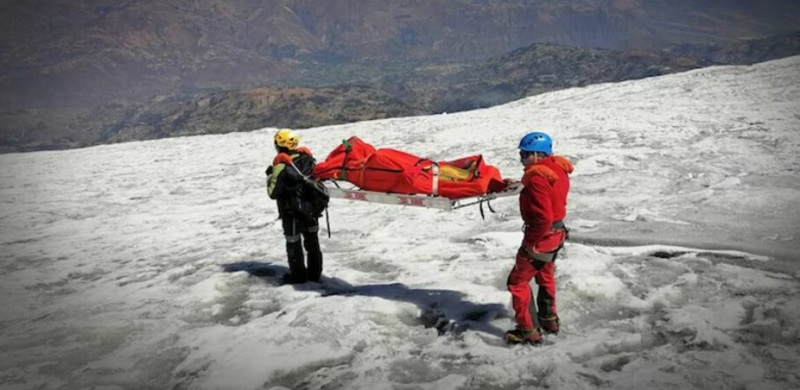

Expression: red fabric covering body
xmin=312 ymin=136 xmax=505 ymax=199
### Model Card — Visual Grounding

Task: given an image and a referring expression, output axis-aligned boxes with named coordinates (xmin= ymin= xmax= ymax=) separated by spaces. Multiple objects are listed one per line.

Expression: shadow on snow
xmin=221 ymin=261 xmax=508 ymax=339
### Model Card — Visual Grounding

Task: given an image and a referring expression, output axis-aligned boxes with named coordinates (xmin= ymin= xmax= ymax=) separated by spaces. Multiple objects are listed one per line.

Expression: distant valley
xmin=1 ymin=0 xmax=798 ymax=152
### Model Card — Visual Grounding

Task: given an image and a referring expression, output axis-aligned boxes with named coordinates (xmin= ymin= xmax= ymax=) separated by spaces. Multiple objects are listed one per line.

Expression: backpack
xmin=300 ymin=179 xmax=330 ymax=218
xmin=288 ymin=153 xmax=330 ymax=220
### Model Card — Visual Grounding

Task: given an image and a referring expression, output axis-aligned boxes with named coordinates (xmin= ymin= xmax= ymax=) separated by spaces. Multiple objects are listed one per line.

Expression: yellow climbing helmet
xmin=274 ymin=128 xmax=300 ymax=150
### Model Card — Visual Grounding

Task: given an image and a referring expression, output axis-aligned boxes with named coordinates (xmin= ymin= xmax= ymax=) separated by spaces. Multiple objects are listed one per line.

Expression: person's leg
xmin=282 ymin=217 xmax=307 ymax=283
xmin=506 ymin=254 xmax=544 ymax=344
xmin=507 ymin=254 xmax=538 ymax=331
xmin=302 ymin=219 xmax=323 ymax=282
xmin=534 ymin=254 xmax=559 ymax=333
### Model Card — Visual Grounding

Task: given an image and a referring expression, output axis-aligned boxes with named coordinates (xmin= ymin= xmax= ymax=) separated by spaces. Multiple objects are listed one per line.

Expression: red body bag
xmin=312 ymin=136 xmax=505 ymax=199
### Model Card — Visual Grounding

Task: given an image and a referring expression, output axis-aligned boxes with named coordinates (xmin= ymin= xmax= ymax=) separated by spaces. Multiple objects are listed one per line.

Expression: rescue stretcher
xmin=311 ymin=136 xmax=524 ymax=216
xmin=323 ymin=179 xmax=524 ymax=212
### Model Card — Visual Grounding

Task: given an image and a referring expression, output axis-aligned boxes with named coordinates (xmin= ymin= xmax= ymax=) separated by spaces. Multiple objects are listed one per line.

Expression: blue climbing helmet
xmin=518 ymin=131 xmax=553 ymax=156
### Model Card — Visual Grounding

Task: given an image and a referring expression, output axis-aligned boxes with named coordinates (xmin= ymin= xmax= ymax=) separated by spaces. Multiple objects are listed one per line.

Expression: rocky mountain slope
xmin=1 ymin=1 xmax=799 ymax=152
xmin=24 ymin=32 xmax=789 ymax=151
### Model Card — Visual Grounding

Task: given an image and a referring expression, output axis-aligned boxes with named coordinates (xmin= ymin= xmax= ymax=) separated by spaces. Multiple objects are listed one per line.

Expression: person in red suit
xmin=505 ymin=131 xmax=573 ymax=345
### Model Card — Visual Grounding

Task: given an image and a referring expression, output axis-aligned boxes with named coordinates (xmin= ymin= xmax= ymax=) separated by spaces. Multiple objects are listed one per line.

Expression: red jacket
xmin=519 ymin=155 xmax=573 ymax=253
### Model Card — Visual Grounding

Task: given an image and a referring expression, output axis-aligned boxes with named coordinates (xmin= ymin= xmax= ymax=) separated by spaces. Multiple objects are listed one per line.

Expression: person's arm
xmin=521 ymin=176 xmax=554 ymax=250
xmin=267 ymin=163 xmax=286 ymax=199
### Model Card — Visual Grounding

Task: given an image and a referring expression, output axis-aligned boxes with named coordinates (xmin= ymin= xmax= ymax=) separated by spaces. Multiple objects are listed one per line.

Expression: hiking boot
xmin=504 ymin=328 xmax=542 ymax=345
xmin=538 ymin=314 xmax=560 ymax=335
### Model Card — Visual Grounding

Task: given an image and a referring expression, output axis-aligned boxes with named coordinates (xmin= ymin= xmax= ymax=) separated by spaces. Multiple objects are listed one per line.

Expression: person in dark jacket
xmin=266 ymin=129 xmax=323 ymax=284
xmin=505 ymin=131 xmax=573 ymax=345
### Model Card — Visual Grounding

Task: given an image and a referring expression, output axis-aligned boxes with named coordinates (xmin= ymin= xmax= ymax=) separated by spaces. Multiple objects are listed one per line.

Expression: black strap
xmin=341 ymin=139 xmax=351 ymax=180
xmin=523 ymin=219 xmax=565 ymax=232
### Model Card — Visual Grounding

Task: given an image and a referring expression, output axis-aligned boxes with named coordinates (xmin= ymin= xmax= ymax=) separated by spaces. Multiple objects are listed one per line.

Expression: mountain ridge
xmin=1 ymin=1 xmax=799 ymax=152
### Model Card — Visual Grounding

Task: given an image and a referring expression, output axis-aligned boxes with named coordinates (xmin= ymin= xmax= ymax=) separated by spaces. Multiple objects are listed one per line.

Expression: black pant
xmin=281 ymin=217 xmax=323 ymax=283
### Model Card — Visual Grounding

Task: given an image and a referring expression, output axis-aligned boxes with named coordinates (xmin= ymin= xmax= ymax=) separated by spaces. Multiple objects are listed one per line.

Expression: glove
xmin=266 ymin=166 xmax=273 ymax=176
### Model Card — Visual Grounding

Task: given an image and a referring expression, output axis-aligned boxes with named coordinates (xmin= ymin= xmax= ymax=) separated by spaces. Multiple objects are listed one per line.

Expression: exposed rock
xmin=1 ymin=1 xmax=799 ymax=151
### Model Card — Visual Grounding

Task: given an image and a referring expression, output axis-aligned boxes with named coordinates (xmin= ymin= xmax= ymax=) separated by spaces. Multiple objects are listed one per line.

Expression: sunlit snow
xmin=1 ymin=56 xmax=799 ymax=390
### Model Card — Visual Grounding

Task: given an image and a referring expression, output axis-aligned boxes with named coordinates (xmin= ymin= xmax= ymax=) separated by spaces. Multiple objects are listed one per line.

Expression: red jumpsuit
xmin=508 ymin=155 xmax=573 ymax=331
